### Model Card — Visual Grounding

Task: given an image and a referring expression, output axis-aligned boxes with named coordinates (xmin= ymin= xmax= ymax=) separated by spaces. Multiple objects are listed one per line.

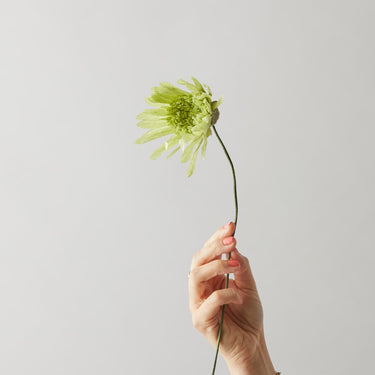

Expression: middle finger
xmin=190 ymin=259 xmax=240 ymax=285
xmin=189 ymin=258 xmax=240 ymax=310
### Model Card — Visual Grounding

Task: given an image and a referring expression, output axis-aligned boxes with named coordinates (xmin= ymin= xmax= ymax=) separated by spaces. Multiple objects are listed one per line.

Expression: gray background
xmin=1 ymin=1 xmax=374 ymax=374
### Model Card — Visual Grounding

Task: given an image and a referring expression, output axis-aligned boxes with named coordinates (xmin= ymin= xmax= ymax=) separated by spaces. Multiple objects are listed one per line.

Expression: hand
xmin=189 ymin=222 xmax=275 ymax=374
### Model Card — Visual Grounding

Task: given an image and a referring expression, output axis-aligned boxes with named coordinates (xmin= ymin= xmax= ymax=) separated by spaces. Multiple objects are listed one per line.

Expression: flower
xmin=135 ymin=77 xmax=223 ymax=177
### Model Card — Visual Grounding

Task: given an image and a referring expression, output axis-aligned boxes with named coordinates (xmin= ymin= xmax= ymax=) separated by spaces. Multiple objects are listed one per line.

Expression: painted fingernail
xmin=228 ymin=260 xmax=239 ymax=267
xmin=223 ymin=237 xmax=234 ymax=246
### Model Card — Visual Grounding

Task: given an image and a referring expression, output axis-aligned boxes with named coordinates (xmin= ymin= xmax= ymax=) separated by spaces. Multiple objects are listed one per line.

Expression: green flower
xmin=135 ymin=77 xmax=223 ymax=177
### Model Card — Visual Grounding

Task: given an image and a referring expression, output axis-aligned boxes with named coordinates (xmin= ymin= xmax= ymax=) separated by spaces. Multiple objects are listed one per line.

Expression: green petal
xmin=212 ymin=96 xmax=224 ymax=110
xmin=147 ymin=83 xmax=189 ymax=105
xmin=159 ymin=82 xmax=189 ymax=96
xmin=177 ymin=79 xmax=200 ymax=94
xmin=145 ymin=96 xmax=161 ymax=107
xmin=181 ymin=139 xmax=198 ymax=163
xmin=146 ymin=92 xmax=174 ymax=106
xmin=191 ymin=77 xmax=205 ymax=93
xmin=191 ymin=115 xmax=211 ymax=135
xmin=179 ymin=138 xmax=186 ymax=152
xmin=150 ymin=143 xmax=167 ymax=160
xmin=201 ymin=136 xmax=208 ymax=159
xmin=149 ymin=134 xmax=181 ymax=159
xmin=136 ymin=119 xmax=169 ymax=129
xmin=166 ymin=146 xmax=180 ymax=159
xmin=204 ymin=84 xmax=212 ymax=96
xmin=137 ymin=108 xmax=169 ymax=120
xmin=135 ymin=127 xmax=173 ymax=144
xmin=187 ymin=138 xmax=204 ymax=177
xmin=165 ymin=135 xmax=180 ymax=150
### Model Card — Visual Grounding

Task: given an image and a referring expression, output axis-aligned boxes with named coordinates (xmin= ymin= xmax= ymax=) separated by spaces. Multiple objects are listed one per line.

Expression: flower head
xmin=135 ymin=77 xmax=223 ymax=177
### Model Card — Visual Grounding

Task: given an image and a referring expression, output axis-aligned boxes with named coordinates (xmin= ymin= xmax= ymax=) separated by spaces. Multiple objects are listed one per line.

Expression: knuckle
xmin=210 ymin=263 xmax=219 ymax=278
xmin=192 ymin=250 xmax=202 ymax=265
xmin=219 ymin=259 xmax=227 ymax=273
xmin=213 ymin=242 xmax=223 ymax=257
xmin=208 ymin=260 xmax=220 ymax=277
xmin=192 ymin=315 xmax=203 ymax=331
xmin=229 ymin=288 xmax=237 ymax=298
xmin=226 ymin=237 xmax=236 ymax=250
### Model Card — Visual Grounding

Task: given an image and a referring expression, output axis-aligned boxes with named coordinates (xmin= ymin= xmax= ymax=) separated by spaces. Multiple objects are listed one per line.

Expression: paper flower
xmin=135 ymin=77 xmax=223 ymax=177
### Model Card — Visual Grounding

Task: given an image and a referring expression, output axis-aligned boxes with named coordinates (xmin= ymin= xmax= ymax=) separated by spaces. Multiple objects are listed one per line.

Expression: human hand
xmin=188 ymin=222 xmax=275 ymax=374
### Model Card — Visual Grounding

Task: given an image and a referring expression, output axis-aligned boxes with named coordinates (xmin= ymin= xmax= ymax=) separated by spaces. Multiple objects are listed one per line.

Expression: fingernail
xmin=223 ymin=237 xmax=234 ymax=246
xmin=228 ymin=260 xmax=239 ymax=267
xmin=224 ymin=222 xmax=232 ymax=229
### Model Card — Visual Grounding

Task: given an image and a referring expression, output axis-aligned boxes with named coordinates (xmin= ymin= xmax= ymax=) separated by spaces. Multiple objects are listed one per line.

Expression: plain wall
xmin=1 ymin=1 xmax=374 ymax=374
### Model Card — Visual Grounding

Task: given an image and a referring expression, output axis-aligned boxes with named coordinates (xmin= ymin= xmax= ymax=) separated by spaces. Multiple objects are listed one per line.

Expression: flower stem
xmin=211 ymin=125 xmax=239 ymax=375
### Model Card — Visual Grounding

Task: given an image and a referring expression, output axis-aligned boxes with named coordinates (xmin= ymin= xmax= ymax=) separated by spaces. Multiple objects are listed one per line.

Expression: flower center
xmin=168 ymin=95 xmax=201 ymax=133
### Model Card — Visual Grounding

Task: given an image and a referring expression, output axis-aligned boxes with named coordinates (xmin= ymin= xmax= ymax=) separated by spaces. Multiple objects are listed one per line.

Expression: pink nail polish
xmin=228 ymin=260 xmax=239 ymax=267
xmin=224 ymin=222 xmax=232 ymax=229
xmin=223 ymin=237 xmax=234 ymax=246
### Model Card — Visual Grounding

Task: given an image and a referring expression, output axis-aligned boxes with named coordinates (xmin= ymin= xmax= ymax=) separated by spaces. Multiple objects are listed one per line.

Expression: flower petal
xmin=134 ymin=127 xmax=173 ymax=144
xmin=149 ymin=134 xmax=181 ymax=160
xmin=191 ymin=77 xmax=205 ymax=93
xmin=137 ymin=108 xmax=169 ymax=120
xmin=145 ymin=96 xmax=161 ymax=107
xmin=159 ymin=82 xmax=189 ymax=96
xmin=201 ymin=135 xmax=208 ymax=159
xmin=136 ymin=119 xmax=169 ymax=129
xmin=150 ymin=143 xmax=167 ymax=160
xmin=212 ymin=97 xmax=224 ymax=110
xmin=146 ymin=92 xmax=173 ymax=106
xmin=179 ymin=138 xmax=186 ymax=152
xmin=147 ymin=83 xmax=189 ymax=106
xmin=203 ymin=84 xmax=212 ymax=96
xmin=177 ymin=79 xmax=201 ymax=94
xmin=181 ymin=139 xmax=198 ymax=164
xmin=187 ymin=138 xmax=204 ymax=177
xmin=165 ymin=135 xmax=180 ymax=151
xmin=166 ymin=146 xmax=180 ymax=159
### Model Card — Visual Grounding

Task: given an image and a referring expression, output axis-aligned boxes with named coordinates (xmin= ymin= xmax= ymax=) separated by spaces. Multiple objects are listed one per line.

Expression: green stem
xmin=211 ymin=125 xmax=239 ymax=375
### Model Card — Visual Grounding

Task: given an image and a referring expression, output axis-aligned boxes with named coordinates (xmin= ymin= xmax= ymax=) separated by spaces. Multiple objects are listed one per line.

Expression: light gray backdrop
xmin=1 ymin=1 xmax=374 ymax=374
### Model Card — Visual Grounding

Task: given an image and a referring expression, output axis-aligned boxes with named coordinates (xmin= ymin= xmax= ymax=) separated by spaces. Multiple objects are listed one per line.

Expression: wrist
xmin=225 ymin=331 xmax=275 ymax=375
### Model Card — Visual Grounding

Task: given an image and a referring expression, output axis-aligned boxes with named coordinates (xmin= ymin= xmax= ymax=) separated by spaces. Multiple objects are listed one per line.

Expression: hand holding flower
xmin=189 ymin=223 xmax=276 ymax=375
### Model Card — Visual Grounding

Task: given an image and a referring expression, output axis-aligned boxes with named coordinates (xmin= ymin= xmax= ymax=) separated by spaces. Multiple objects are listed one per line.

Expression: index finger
xmin=191 ymin=222 xmax=235 ymax=269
